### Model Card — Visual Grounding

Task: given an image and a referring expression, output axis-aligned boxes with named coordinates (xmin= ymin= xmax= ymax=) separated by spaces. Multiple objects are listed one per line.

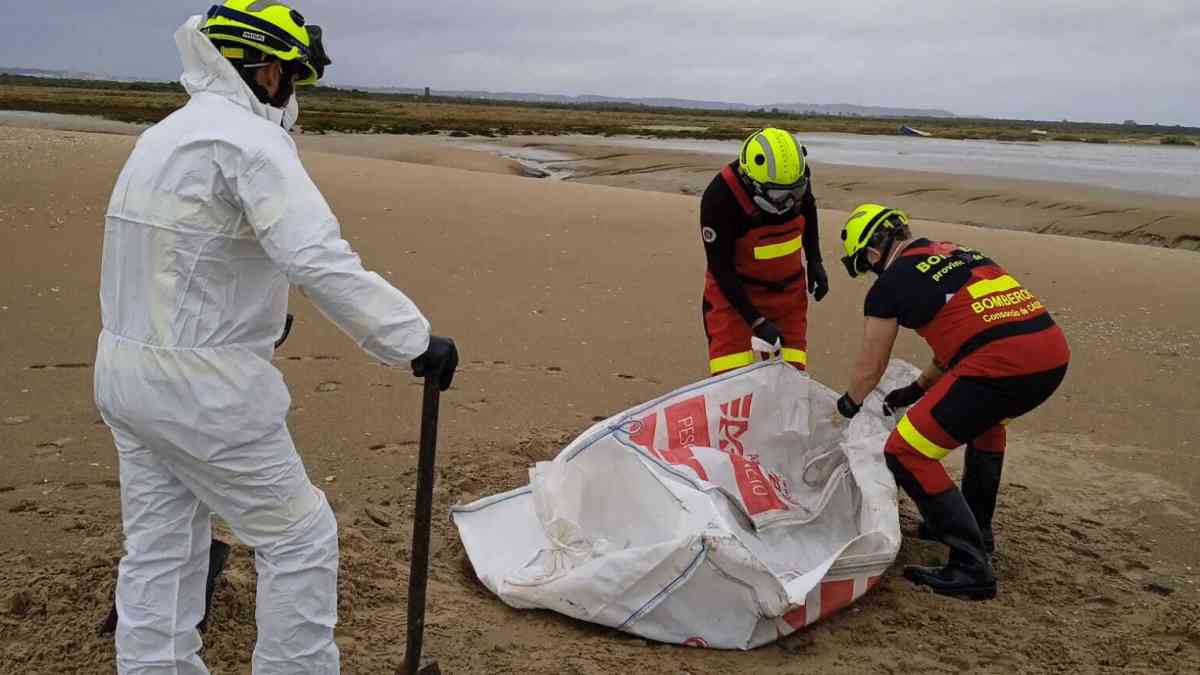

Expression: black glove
xmin=411 ymin=336 xmax=459 ymax=391
xmin=752 ymin=318 xmax=783 ymax=347
xmin=807 ymin=260 xmax=829 ymax=302
xmin=836 ymin=393 xmax=862 ymax=419
xmin=883 ymin=381 xmax=925 ymax=416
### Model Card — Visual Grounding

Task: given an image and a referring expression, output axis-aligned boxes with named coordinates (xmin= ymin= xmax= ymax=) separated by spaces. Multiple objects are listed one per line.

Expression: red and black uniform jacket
xmin=699 ymin=161 xmax=821 ymax=325
xmin=865 ymin=239 xmax=1070 ymax=378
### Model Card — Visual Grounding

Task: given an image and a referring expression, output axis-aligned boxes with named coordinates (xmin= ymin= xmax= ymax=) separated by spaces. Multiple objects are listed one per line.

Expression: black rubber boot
xmin=886 ymin=456 xmax=997 ymax=600
xmin=961 ymin=444 xmax=1004 ymax=554
xmin=903 ymin=488 xmax=997 ymax=600
xmin=913 ymin=445 xmax=1003 ymax=554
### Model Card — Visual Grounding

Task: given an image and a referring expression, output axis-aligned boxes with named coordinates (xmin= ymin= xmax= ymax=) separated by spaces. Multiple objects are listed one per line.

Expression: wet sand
xmin=438 ymin=134 xmax=1200 ymax=251
xmin=0 ymin=125 xmax=1197 ymax=673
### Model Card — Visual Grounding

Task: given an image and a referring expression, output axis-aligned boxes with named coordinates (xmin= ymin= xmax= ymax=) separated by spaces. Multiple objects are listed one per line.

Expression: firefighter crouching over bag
xmin=834 ymin=203 xmax=1070 ymax=600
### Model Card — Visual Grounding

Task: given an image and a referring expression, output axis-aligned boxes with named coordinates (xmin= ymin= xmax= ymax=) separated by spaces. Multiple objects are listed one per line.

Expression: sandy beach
xmin=1 ymin=123 xmax=1197 ymax=673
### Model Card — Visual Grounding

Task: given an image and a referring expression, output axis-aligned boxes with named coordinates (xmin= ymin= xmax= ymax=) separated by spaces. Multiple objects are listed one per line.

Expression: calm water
xmin=6 ymin=110 xmax=1195 ymax=199
xmin=590 ymin=133 xmax=1200 ymax=199
xmin=0 ymin=110 xmax=148 ymax=134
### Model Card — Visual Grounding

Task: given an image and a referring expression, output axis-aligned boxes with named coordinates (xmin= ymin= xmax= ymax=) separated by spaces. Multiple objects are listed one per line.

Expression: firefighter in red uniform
xmin=700 ymin=127 xmax=829 ymax=375
xmin=834 ymin=203 xmax=1070 ymax=600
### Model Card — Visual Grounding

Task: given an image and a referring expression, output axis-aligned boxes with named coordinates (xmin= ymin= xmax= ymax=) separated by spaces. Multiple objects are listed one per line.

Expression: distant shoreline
xmin=3 ymin=114 xmax=1196 ymax=252
xmin=2 ymin=73 xmax=1198 ymax=146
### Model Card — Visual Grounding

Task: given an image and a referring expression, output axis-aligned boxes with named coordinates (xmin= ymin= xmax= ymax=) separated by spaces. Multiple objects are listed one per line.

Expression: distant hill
xmin=331 ymin=84 xmax=958 ymax=119
xmin=0 ymin=66 xmax=118 ymax=81
xmin=2 ymin=66 xmax=955 ymax=118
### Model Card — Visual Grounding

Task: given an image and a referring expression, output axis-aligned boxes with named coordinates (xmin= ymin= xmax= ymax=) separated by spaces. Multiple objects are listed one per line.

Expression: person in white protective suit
xmin=94 ymin=2 xmax=459 ymax=673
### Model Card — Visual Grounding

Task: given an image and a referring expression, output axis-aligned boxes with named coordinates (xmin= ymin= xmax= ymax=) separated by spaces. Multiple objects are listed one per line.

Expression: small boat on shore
xmin=900 ymin=125 xmax=932 ymax=137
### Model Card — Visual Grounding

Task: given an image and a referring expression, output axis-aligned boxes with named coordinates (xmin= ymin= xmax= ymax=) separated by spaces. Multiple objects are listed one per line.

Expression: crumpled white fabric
xmin=453 ymin=359 xmax=915 ymax=650
xmin=96 ymin=16 xmax=430 ymax=674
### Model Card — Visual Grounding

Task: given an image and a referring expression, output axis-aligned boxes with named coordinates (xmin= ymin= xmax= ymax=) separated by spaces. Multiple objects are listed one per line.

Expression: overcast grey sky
xmin=2 ymin=1 xmax=1197 ymax=125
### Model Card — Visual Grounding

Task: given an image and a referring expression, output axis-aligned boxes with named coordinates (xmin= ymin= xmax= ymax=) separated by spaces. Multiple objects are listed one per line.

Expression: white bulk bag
xmin=452 ymin=359 xmax=915 ymax=649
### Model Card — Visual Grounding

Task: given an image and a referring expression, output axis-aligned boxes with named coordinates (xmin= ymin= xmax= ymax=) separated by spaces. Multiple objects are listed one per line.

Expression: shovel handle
xmin=403 ymin=377 xmax=440 ymax=675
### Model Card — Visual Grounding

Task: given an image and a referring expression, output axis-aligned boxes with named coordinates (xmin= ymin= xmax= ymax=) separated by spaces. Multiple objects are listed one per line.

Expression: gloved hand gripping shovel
xmin=399 ymin=375 xmax=443 ymax=675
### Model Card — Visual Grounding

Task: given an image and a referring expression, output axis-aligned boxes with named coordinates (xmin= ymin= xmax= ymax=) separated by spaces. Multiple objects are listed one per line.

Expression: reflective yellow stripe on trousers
xmin=897 ymin=415 xmax=955 ymax=460
xmin=710 ymin=349 xmax=807 ymax=374
xmin=710 ymin=351 xmax=755 ymax=374
xmin=753 ymin=235 xmax=803 ymax=260
xmin=781 ymin=348 xmax=807 ymax=366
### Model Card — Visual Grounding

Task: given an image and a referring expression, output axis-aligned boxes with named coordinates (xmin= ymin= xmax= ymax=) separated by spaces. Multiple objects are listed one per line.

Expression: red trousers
xmin=703 ymin=275 xmax=808 ymax=375
xmin=886 ymin=361 xmax=1068 ymax=495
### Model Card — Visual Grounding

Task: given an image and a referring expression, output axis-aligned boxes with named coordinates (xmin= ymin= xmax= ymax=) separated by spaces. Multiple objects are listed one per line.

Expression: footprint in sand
xmin=1120 ymin=559 xmax=1153 ymax=582
xmin=1084 ymin=595 xmax=1120 ymax=612
xmin=614 ymin=372 xmax=660 ymax=384
xmin=316 ymin=381 xmax=341 ymax=393
xmin=367 ymin=441 xmax=417 ymax=452
xmin=8 ymin=499 xmax=38 ymax=514
xmin=455 ymin=401 xmax=486 ymax=413
xmin=32 ymin=437 xmax=72 ymax=461
xmin=1142 ymin=583 xmax=1175 ymax=597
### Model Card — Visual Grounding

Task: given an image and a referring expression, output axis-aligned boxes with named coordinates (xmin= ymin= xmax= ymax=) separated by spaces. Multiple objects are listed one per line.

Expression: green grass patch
xmin=1161 ymin=136 xmax=1197 ymax=146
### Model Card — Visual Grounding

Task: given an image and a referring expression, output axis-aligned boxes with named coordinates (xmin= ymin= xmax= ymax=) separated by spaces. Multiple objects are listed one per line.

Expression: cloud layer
xmin=2 ymin=1 xmax=1196 ymax=124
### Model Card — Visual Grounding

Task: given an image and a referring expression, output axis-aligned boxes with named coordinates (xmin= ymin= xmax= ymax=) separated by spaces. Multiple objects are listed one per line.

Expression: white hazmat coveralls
xmin=94 ymin=16 xmax=430 ymax=675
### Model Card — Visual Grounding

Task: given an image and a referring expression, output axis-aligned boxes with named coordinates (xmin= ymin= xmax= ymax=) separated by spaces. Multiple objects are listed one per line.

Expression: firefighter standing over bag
xmin=834 ymin=204 xmax=1069 ymax=600
xmin=700 ymin=128 xmax=829 ymax=375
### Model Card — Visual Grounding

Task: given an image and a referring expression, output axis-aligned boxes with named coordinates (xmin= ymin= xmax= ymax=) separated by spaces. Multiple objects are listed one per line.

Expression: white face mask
xmin=267 ymin=94 xmax=300 ymax=131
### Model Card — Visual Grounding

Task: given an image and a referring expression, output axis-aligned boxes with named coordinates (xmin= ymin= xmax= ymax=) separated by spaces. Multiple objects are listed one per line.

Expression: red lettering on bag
xmin=666 ymin=396 xmax=711 ymax=448
xmin=626 ymin=397 xmax=712 ymax=481
xmin=730 ymin=454 xmax=787 ymax=515
xmin=718 ymin=393 xmax=753 ymax=455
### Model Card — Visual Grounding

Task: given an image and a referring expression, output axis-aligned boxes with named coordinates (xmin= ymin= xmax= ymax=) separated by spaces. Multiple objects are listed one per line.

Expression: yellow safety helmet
xmin=737 ymin=128 xmax=809 ymax=214
xmin=840 ymin=203 xmax=910 ymax=278
xmin=201 ymin=1 xmax=330 ymax=86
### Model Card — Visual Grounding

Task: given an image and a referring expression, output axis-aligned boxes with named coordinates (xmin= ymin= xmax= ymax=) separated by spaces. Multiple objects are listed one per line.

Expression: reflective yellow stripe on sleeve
xmin=710 ymin=351 xmax=756 ymax=374
xmin=753 ymin=235 xmax=804 ymax=260
xmin=967 ymin=274 xmax=1021 ymax=299
xmin=781 ymin=348 xmax=807 ymax=366
xmin=897 ymin=415 xmax=956 ymax=460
